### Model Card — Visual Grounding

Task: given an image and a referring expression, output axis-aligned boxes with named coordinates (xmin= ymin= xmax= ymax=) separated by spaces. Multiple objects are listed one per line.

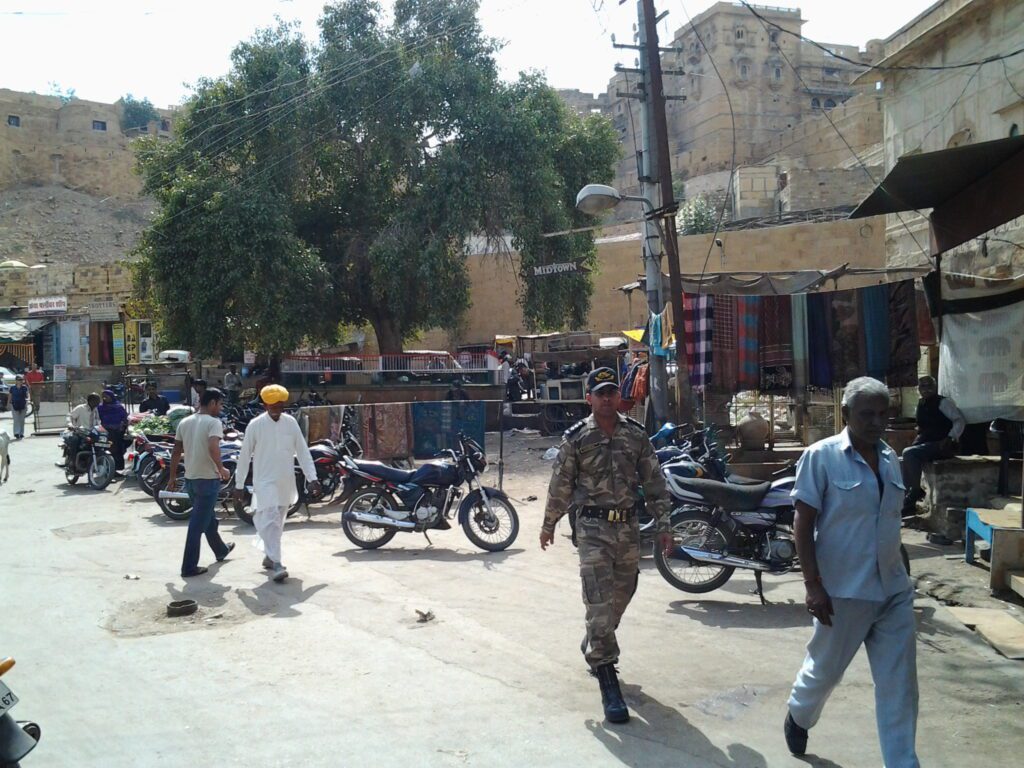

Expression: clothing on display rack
xmin=759 ymin=295 xmax=794 ymax=393
xmin=683 ymin=293 xmax=714 ymax=389
xmin=806 ymin=292 xmax=834 ymax=389
xmin=737 ymin=296 xmax=761 ymax=390
xmin=888 ymin=280 xmax=920 ymax=387
xmin=712 ymin=295 xmax=738 ymax=390
xmin=861 ymin=284 xmax=891 ymax=381
xmin=791 ymin=294 xmax=809 ymax=392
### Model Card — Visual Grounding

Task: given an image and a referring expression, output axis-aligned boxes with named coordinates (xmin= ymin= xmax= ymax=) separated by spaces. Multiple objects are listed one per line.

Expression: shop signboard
xmin=244 ymin=350 xmax=256 ymax=365
xmin=124 ymin=321 xmax=140 ymax=365
xmin=27 ymin=296 xmax=67 ymax=316
xmin=53 ymin=364 xmax=67 ymax=383
xmin=88 ymin=299 xmax=120 ymax=322
xmin=112 ymin=323 xmax=126 ymax=367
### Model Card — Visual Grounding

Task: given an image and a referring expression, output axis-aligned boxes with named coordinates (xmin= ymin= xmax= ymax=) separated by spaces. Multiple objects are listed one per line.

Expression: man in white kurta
xmin=234 ymin=385 xmax=319 ymax=582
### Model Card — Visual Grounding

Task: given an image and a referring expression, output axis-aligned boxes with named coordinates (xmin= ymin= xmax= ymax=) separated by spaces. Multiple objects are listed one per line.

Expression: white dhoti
xmin=253 ymin=505 xmax=288 ymax=565
xmin=788 ymin=588 xmax=919 ymax=768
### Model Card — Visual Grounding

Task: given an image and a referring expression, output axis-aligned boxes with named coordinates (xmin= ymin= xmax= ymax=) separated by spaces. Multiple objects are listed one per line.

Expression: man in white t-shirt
xmin=169 ymin=388 xmax=233 ymax=577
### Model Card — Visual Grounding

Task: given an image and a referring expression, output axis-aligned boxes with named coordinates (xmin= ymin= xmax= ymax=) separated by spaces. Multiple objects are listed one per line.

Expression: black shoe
xmin=784 ymin=712 xmax=808 ymax=755
xmin=181 ymin=566 xmax=209 ymax=578
xmin=595 ymin=663 xmax=629 ymax=724
xmin=217 ymin=542 xmax=236 ymax=562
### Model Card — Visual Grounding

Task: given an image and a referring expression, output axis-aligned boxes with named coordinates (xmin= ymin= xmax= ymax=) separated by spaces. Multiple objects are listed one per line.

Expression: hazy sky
xmin=0 ymin=0 xmax=939 ymax=107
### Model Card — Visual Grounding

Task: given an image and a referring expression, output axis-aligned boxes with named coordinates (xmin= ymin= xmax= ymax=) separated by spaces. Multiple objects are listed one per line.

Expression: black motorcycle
xmin=340 ymin=434 xmax=519 ymax=552
xmin=0 ymin=657 xmax=41 ymax=768
xmin=59 ymin=427 xmax=116 ymax=490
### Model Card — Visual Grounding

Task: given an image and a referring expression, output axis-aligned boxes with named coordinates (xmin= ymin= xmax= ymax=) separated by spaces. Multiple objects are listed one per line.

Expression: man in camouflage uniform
xmin=540 ymin=367 xmax=674 ymax=723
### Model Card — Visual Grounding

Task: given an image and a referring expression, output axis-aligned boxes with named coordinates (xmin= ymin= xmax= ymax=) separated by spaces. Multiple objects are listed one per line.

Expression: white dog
xmin=0 ymin=430 xmax=10 ymax=486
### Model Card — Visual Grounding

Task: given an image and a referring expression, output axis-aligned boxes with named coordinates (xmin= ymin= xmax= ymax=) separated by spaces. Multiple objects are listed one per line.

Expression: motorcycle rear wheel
xmin=88 ymin=455 xmax=116 ymax=490
xmin=655 ymin=508 xmax=736 ymax=593
xmin=341 ymin=489 xmax=398 ymax=549
xmin=157 ymin=472 xmax=192 ymax=521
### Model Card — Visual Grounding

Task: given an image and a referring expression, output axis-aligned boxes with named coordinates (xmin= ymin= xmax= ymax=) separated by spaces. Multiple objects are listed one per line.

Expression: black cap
xmin=587 ymin=367 xmax=619 ymax=393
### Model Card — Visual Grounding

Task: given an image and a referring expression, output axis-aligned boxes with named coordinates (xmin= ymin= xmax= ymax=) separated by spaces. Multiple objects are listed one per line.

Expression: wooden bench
xmin=965 ymin=503 xmax=1024 ymax=594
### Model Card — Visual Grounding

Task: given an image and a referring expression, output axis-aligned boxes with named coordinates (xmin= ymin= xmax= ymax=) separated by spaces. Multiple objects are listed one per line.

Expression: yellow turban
xmin=260 ymin=384 xmax=290 ymax=404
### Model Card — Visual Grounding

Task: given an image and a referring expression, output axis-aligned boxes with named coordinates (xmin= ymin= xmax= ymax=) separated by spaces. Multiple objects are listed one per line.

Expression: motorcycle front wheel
xmin=654 ymin=508 xmax=736 ymax=593
xmin=65 ymin=466 xmax=79 ymax=485
xmin=341 ymin=489 xmax=398 ymax=550
xmin=88 ymin=455 xmax=116 ymax=490
xmin=462 ymin=494 xmax=519 ymax=552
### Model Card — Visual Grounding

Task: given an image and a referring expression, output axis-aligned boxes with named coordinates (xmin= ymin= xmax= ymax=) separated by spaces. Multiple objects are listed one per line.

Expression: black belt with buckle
xmin=579 ymin=506 xmax=636 ymax=523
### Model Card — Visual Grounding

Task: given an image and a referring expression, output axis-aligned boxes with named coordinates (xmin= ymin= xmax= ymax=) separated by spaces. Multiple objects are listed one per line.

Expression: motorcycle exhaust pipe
xmin=158 ymin=491 xmax=191 ymax=500
xmin=676 ymin=546 xmax=773 ymax=572
xmin=343 ymin=510 xmax=416 ymax=530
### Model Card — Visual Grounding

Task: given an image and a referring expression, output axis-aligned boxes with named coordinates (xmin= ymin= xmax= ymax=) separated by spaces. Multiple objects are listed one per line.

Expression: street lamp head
xmin=575 ymin=184 xmax=623 ymax=215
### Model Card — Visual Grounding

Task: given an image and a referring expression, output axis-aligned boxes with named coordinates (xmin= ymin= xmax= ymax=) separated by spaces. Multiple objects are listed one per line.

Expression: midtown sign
xmin=533 ymin=262 xmax=579 ymax=276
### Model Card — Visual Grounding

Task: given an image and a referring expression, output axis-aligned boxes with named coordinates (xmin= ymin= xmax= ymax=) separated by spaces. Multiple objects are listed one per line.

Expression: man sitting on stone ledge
xmin=901 ymin=376 xmax=965 ymax=516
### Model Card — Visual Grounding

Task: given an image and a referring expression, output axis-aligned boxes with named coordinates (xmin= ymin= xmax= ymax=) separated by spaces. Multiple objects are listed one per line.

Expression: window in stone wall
xmin=735 ymin=28 xmax=744 ymax=41
xmin=160 ymin=118 xmax=170 ymax=132
xmin=774 ymin=67 xmax=782 ymax=81
xmin=92 ymin=120 xmax=107 ymax=131
xmin=1010 ymin=123 xmax=1020 ymax=138
xmin=811 ymin=98 xmax=821 ymax=109
xmin=824 ymin=98 xmax=836 ymax=109
xmin=7 ymin=115 xmax=20 ymax=127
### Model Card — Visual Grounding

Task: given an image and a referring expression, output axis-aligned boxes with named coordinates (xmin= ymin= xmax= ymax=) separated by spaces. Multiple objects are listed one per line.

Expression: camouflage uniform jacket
xmin=543 ymin=413 xmax=672 ymax=533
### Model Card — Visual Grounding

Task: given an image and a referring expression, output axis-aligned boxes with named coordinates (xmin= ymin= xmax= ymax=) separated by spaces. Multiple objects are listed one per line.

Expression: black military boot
xmin=595 ymin=664 xmax=630 ymax=724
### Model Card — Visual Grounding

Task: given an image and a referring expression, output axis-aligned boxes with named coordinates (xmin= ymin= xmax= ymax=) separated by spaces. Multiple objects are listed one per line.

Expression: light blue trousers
xmin=788 ymin=588 xmax=919 ymax=768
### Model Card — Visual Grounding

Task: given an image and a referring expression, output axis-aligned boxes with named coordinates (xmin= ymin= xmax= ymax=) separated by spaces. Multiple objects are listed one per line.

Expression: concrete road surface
xmin=1 ymin=414 xmax=1022 ymax=767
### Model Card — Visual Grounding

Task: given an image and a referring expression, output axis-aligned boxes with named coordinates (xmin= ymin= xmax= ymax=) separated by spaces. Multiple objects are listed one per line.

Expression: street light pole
xmin=634 ymin=0 xmax=670 ymax=428
xmin=639 ymin=0 xmax=693 ymax=425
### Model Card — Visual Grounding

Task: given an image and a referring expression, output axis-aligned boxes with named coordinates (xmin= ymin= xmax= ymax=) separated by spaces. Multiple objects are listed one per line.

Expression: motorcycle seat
xmin=672 ymin=477 xmax=771 ymax=511
xmin=725 ymin=473 xmax=765 ymax=486
xmin=350 ymin=460 xmax=417 ymax=484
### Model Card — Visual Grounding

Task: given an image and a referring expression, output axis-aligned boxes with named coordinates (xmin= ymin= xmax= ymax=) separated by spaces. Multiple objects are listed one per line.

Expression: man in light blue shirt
xmin=784 ymin=377 xmax=919 ymax=767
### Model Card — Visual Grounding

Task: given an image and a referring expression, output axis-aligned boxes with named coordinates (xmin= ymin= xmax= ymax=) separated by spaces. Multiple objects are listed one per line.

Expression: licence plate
xmin=0 ymin=680 xmax=18 ymax=716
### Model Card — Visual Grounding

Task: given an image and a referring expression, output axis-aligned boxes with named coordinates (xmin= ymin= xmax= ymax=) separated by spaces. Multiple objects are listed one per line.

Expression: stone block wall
xmin=922 ymin=456 xmax=1003 ymax=539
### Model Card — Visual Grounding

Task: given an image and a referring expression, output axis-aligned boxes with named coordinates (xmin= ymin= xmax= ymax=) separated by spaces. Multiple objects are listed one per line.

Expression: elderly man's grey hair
xmin=841 ymin=376 xmax=890 ymax=407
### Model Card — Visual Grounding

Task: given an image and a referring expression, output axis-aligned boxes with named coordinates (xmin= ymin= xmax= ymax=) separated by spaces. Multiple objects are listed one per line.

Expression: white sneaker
xmin=272 ymin=563 xmax=288 ymax=582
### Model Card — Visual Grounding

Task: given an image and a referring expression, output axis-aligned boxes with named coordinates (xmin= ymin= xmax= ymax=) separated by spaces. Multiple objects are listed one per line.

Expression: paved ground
xmin=2 ymin=413 xmax=1023 ymax=768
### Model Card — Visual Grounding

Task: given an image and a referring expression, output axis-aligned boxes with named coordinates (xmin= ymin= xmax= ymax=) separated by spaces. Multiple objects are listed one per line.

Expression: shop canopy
xmin=0 ymin=318 xmax=49 ymax=343
xmin=850 ymin=135 xmax=1024 ymax=256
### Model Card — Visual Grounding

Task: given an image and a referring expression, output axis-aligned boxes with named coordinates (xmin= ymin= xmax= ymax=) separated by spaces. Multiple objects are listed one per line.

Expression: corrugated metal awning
xmin=0 ymin=318 xmax=50 ymax=342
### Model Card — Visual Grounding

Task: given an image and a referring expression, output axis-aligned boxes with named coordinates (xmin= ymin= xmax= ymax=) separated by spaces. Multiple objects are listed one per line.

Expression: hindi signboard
xmin=27 ymin=296 xmax=67 ymax=316
xmin=52 ymin=364 xmax=67 ymax=383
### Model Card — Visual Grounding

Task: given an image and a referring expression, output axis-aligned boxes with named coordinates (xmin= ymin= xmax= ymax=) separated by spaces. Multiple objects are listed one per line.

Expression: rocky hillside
xmin=0 ymin=185 xmax=153 ymax=265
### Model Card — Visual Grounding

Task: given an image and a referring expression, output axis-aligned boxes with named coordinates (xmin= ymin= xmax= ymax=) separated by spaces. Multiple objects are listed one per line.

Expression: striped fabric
xmin=737 ymin=296 xmax=761 ymax=390
xmin=683 ymin=293 xmax=714 ymax=389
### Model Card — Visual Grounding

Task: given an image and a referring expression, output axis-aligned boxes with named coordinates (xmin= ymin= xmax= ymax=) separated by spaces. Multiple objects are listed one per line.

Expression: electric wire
xmin=738 ymin=1 xmax=1024 ymax=73
xmin=676 ymin=1 xmax=736 ymax=295
xmin=741 ymin=3 xmax=932 ymax=264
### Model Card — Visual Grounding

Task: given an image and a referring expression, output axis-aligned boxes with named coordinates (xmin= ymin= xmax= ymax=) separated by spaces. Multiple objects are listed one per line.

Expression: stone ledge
xmin=922 ymin=456 xmax=1003 ymax=540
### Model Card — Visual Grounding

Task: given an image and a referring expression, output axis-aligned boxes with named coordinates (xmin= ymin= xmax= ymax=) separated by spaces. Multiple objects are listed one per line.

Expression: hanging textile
xmin=791 ymin=294 xmax=809 ymax=392
xmin=916 ymin=286 xmax=937 ymax=345
xmin=759 ymin=295 xmax=794 ymax=392
xmin=887 ymin=279 xmax=920 ymax=387
xmin=806 ymin=292 xmax=834 ymax=389
xmin=648 ymin=312 xmax=668 ymax=357
xmin=712 ymin=295 xmax=739 ymax=392
xmin=831 ymin=290 xmax=864 ymax=384
xmin=683 ymin=293 xmax=714 ymax=389
xmin=660 ymin=303 xmax=674 ymax=353
xmin=736 ymin=296 xmax=761 ymax=390
xmin=861 ymin=284 xmax=891 ymax=381
xmin=632 ymin=362 xmax=650 ymax=402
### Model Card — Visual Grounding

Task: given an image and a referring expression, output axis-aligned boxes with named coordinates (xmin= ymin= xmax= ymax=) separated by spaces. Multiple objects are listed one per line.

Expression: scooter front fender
xmin=0 ymin=713 xmax=39 ymax=763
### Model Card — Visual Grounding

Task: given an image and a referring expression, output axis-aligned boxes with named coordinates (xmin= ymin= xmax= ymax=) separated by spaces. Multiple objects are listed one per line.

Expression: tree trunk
xmin=269 ymin=354 xmax=282 ymax=383
xmin=370 ymin=316 xmax=405 ymax=356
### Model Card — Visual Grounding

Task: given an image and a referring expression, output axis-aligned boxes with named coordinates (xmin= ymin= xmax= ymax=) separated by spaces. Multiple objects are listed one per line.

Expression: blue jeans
xmin=181 ymin=478 xmax=229 ymax=575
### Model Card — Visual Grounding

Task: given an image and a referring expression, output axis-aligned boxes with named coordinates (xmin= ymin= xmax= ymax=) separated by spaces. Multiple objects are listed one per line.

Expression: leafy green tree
xmin=119 ymin=94 xmax=160 ymax=132
xmin=132 ymin=0 xmax=619 ymax=355
xmin=678 ymin=194 xmax=717 ymax=235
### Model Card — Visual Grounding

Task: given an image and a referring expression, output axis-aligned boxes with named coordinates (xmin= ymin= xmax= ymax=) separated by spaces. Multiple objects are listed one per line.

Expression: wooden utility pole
xmin=639 ymin=0 xmax=694 ymax=424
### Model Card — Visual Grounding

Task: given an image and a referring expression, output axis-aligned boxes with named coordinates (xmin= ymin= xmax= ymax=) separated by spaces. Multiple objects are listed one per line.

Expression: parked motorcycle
xmin=654 ymin=471 xmax=798 ymax=603
xmin=340 ymin=433 xmax=519 ymax=552
xmin=154 ymin=440 xmax=243 ymax=521
xmin=59 ymin=427 xmax=116 ymax=490
xmin=0 ymin=657 xmax=41 ymax=767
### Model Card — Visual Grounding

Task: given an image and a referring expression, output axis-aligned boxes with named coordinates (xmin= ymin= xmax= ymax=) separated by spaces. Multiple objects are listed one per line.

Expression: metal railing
xmin=282 ymin=353 xmax=492 ymax=375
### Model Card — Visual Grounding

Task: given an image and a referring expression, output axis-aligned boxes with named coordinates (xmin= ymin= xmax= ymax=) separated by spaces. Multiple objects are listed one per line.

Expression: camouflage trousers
xmin=577 ymin=516 xmax=640 ymax=668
